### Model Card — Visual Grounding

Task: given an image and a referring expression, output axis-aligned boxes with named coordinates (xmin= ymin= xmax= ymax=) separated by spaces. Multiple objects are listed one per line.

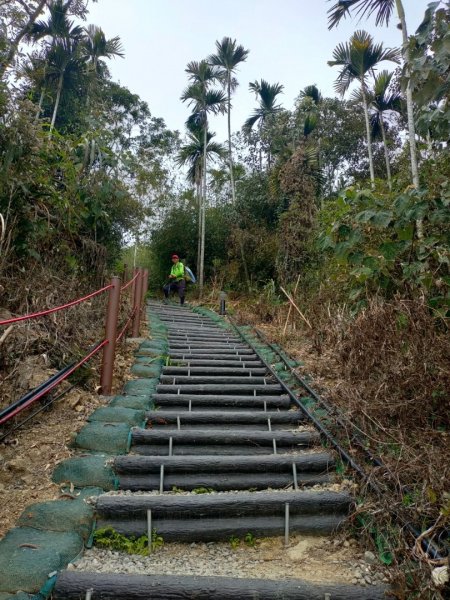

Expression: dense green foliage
xmin=0 ymin=0 xmax=178 ymax=301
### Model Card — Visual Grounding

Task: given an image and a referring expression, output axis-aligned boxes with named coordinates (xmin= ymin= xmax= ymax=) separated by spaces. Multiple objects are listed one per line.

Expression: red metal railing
xmin=0 ymin=267 xmax=149 ymax=429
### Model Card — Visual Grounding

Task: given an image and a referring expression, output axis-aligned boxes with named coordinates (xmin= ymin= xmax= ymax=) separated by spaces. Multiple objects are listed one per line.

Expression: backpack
xmin=184 ymin=266 xmax=196 ymax=283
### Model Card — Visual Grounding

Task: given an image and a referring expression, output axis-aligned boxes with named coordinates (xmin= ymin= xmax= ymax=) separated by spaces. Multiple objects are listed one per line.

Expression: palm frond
xmin=208 ymin=37 xmax=250 ymax=71
xmin=299 ymin=84 xmax=322 ymax=105
xmin=243 ymin=111 xmax=262 ymax=133
xmin=327 ymin=0 xmax=395 ymax=29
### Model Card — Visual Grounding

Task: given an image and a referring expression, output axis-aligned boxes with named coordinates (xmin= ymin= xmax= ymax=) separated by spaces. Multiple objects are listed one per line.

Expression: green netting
xmin=73 ymin=421 xmax=131 ymax=454
xmin=16 ymin=489 xmax=100 ymax=541
xmin=134 ymin=355 xmax=164 ymax=367
xmin=139 ymin=340 xmax=168 ymax=351
xmin=53 ymin=455 xmax=116 ymax=490
xmin=109 ymin=395 xmax=153 ymax=410
xmin=124 ymin=378 xmax=159 ymax=396
xmin=131 ymin=363 xmax=163 ymax=378
xmin=88 ymin=406 xmax=145 ymax=426
xmin=134 ymin=347 xmax=166 ymax=358
xmin=0 ymin=528 xmax=83 ymax=594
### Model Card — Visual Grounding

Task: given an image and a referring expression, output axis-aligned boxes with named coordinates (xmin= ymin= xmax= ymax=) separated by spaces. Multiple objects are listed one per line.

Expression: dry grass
xmin=232 ymin=292 xmax=450 ymax=599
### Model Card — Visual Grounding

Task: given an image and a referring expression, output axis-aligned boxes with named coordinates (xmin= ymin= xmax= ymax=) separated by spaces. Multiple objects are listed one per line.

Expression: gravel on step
xmin=71 ymin=535 xmax=389 ymax=586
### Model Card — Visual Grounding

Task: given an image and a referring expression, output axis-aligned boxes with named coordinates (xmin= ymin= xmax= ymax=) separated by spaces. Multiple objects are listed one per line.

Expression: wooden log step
xmin=162 ymin=367 xmax=267 ymax=376
xmin=159 ymin=376 xmax=271 ymax=385
xmin=144 ymin=410 xmax=303 ymax=426
xmin=163 ymin=321 xmax=220 ymax=328
xmin=96 ymin=490 xmax=351 ymax=519
xmin=169 ymin=353 xmax=259 ymax=361
xmin=169 ymin=342 xmax=248 ymax=349
xmin=169 ymin=347 xmax=254 ymax=355
xmin=152 ymin=394 xmax=291 ymax=409
xmin=156 ymin=384 xmax=283 ymax=395
xmin=54 ymin=572 xmax=388 ymax=600
xmin=131 ymin=428 xmax=320 ymax=447
xmin=171 ymin=359 xmax=264 ymax=367
xmin=132 ymin=444 xmax=307 ymax=456
xmin=97 ymin=514 xmax=346 ymax=541
xmin=167 ymin=334 xmax=241 ymax=341
xmin=118 ymin=472 xmax=332 ymax=492
xmin=114 ymin=452 xmax=333 ymax=475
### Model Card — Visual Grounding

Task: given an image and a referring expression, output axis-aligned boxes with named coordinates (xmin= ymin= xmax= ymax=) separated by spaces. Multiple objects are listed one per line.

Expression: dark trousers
xmin=163 ymin=280 xmax=186 ymax=304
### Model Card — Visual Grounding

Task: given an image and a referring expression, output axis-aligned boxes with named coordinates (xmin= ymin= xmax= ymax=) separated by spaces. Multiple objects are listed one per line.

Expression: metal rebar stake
xmin=177 ymin=416 xmax=181 ymax=430
xmin=267 ymin=418 xmax=272 ymax=432
xmin=85 ymin=589 xmax=94 ymax=600
xmin=273 ymin=438 xmax=277 ymax=455
xmin=169 ymin=437 xmax=173 ymax=456
xmin=292 ymin=462 xmax=299 ymax=491
xmin=147 ymin=509 xmax=152 ymax=555
xmin=159 ymin=464 xmax=165 ymax=494
xmin=284 ymin=502 xmax=290 ymax=547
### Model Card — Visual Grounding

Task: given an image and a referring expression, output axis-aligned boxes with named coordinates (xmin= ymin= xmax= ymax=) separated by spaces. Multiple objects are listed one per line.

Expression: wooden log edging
xmin=54 ymin=572 xmax=389 ymax=600
xmin=96 ymin=490 xmax=351 ymax=518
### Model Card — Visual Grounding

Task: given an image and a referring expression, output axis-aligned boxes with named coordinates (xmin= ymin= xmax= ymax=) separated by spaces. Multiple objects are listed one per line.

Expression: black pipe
xmin=0 ymin=384 xmax=76 ymax=443
xmin=0 ymin=362 xmax=75 ymax=422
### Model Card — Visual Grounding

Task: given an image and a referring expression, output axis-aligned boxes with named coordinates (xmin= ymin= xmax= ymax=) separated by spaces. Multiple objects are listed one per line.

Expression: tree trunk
xmin=361 ymin=81 xmax=375 ymax=184
xmin=199 ymin=119 xmax=207 ymax=297
xmin=226 ymin=76 xmax=250 ymax=292
xmin=227 ymin=76 xmax=236 ymax=205
xmin=35 ymin=87 xmax=46 ymax=122
xmin=196 ymin=178 xmax=201 ymax=280
xmin=395 ymin=0 xmax=423 ymax=238
xmin=49 ymin=70 xmax=64 ymax=136
xmin=0 ymin=0 xmax=47 ymax=80
xmin=379 ymin=112 xmax=392 ymax=191
xmin=395 ymin=0 xmax=419 ymax=189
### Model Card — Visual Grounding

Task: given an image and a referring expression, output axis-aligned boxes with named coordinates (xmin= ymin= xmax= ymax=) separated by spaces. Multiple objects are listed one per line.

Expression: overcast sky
xmin=86 ymin=0 xmax=428 ymax=142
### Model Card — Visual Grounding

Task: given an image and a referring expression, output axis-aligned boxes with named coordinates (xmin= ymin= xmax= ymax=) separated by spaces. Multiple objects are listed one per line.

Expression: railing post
xmin=132 ymin=267 xmax=143 ymax=337
xmin=100 ymin=276 xmax=121 ymax=395
xmin=140 ymin=268 xmax=149 ymax=317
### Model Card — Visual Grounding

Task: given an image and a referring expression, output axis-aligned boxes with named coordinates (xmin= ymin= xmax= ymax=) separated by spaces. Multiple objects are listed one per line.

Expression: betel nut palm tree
xmin=176 ymin=121 xmax=225 ymax=278
xmin=328 ymin=30 xmax=400 ymax=184
xmin=352 ymin=70 xmax=402 ymax=189
xmin=244 ymin=79 xmax=284 ymax=169
xmin=83 ymin=25 xmax=124 ymax=105
xmin=27 ymin=0 xmax=85 ymax=133
xmin=327 ymin=0 xmax=420 ymax=189
xmin=208 ymin=38 xmax=251 ymax=290
xmin=180 ymin=60 xmax=226 ymax=294
xmin=208 ymin=37 xmax=249 ymax=205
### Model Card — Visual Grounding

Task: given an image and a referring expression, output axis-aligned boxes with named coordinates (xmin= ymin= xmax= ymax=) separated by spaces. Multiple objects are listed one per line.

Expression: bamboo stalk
xmin=282 ymin=275 xmax=301 ymax=335
xmin=279 ymin=286 xmax=312 ymax=329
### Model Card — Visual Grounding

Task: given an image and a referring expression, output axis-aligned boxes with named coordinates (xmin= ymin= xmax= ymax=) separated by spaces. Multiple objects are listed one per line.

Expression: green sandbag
xmin=134 ymin=356 xmax=164 ymax=367
xmin=109 ymin=396 xmax=153 ymax=410
xmin=53 ymin=456 xmax=116 ymax=490
xmin=131 ymin=364 xmax=162 ymax=378
xmin=124 ymin=378 xmax=159 ymax=396
xmin=73 ymin=422 xmax=130 ymax=454
xmin=134 ymin=347 xmax=166 ymax=358
xmin=0 ymin=528 xmax=83 ymax=594
xmin=17 ymin=491 xmax=98 ymax=540
xmin=88 ymin=407 xmax=145 ymax=426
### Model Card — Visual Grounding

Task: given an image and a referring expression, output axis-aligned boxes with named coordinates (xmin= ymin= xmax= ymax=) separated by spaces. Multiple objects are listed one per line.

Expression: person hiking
xmin=163 ymin=254 xmax=186 ymax=305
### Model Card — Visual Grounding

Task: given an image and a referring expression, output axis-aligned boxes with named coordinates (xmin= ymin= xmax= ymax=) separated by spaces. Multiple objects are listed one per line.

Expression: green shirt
xmin=170 ymin=261 xmax=184 ymax=281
